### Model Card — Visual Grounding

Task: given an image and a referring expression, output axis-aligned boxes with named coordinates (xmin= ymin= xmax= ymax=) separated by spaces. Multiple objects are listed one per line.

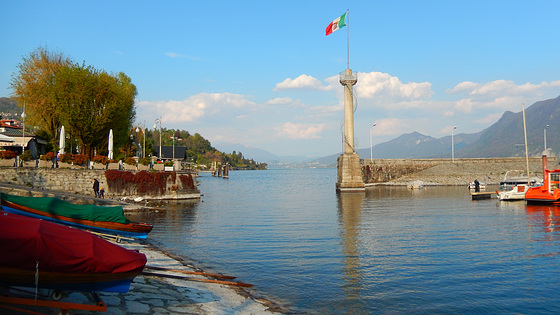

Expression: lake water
xmin=127 ymin=168 xmax=560 ymax=314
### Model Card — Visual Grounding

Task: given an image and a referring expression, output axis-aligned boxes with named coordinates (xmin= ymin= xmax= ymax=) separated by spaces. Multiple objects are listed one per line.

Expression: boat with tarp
xmin=0 ymin=193 xmax=152 ymax=238
xmin=0 ymin=211 xmax=146 ymax=293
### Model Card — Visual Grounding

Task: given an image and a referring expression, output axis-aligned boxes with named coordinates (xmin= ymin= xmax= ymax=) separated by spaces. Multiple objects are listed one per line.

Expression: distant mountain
xmin=455 ymin=96 xmax=560 ymax=158
xmin=212 ymin=142 xmax=279 ymax=163
xmin=308 ymin=95 xmax=560 ymax=166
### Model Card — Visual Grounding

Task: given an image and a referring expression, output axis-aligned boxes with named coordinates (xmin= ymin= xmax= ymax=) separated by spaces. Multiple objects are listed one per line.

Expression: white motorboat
xmin=496 ymin=183 xmax=530 ymax=201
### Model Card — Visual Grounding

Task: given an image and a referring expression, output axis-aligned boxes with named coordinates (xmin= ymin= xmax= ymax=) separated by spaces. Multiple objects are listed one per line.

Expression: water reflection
xmin=126 ymin=199 xmax=200 ymax=235
xmin=526 ymin=204 xmax=560 ymax=234
xmin=336 ymin=191 xmax=365 ymax=306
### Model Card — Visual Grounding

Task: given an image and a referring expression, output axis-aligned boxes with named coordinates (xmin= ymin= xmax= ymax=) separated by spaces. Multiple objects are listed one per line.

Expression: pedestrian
xmin=93 ymin=179 xmax=100 ymax=198
xmin=99 ymin=186 xmax=105 ymax=199
xmin=474 ymin=179 xmax=480 ymax=192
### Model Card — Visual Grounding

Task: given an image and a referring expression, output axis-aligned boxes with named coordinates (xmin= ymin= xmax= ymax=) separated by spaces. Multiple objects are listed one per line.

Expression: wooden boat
xmin=470 ymin=191 xmax=493 ymax=200
xmin=0 ymin=193 xmax=153 ymax=238
xmin=525 ymin=156 xmax=560 ymax=205
xmin=0 ymin=211 xmax=146 ymax=292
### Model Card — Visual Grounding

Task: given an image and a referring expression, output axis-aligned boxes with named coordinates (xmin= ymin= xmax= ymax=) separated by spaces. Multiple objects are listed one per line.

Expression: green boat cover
xmin=1 ymin=193 xmax=130 ymax=224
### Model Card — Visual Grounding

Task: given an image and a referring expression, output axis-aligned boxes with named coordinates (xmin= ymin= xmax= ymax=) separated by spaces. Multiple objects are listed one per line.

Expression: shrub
xmin=92 ymin=155 xmax=109 ymax=164
xmin=139 ymin=157 xmax=151 ymax=165
xmin=124 ymin=157 xmax=136 ymax=165
xmin=41 ymin=152 xmax=56 ymax=161
xmin=73 ymin=154 xmax=89 ymax=165
xmin=59 ymin=153 xmax=73 ymax=163
xmin=19 ymin=150 xmax=32 ymax=161
xmin=0 ymin=150 xmax=16 ymax=159
xmin=105 ymin=170 xmax=172 ymax=195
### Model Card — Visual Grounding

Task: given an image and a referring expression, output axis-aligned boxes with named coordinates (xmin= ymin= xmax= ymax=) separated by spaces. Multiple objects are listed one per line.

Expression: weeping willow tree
xmin=10 ymin=47 xmax=137 ymax=157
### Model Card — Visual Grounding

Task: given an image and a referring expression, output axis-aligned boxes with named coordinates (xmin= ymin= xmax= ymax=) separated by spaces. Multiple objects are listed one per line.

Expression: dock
xmin=470 ymin=192 xmax=494 ymax=200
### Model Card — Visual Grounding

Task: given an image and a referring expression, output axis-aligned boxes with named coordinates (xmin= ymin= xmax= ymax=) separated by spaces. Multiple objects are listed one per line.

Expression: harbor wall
xmin=0 ymin=167 xmax=199 ymax=199
xmin=361 ymin=157 xmax=559 ymax=186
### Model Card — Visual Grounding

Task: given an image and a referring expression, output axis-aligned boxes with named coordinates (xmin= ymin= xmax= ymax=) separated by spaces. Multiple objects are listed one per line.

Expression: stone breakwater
xmin=362 ymin=157 xmax=559 ymax=186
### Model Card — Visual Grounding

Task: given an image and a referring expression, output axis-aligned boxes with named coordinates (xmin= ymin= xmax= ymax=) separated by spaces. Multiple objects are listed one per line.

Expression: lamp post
xmin=153 ymin=118 xmax=162 ymax=158
xmin=452 ymin=126 xmax=457 ymax=163
xmin=135 ymin=127 xmax=140 ymax=158
xmin=544 ymin=124 xmax=550 ymax=153
xmin=370 ymin=123 xmax=376 ymax=161
xmin=172 ymin=130 xmax=176 ymax=161
xmin=21 ymin=111 xmax=26 ymax=154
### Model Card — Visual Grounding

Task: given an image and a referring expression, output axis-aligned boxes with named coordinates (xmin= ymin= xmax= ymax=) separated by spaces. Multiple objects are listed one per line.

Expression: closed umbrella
xmin=108 ymin=129 xmax=113 ymax=160
xmin=58 ymin=126 xmax=65 ymax=155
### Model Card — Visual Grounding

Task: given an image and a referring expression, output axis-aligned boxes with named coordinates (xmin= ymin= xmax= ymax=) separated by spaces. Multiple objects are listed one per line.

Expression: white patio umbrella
xmin=58 ymin=126 xmax=65 ymax=155
xmin=108 ymin=129 xmax=114 ymax=160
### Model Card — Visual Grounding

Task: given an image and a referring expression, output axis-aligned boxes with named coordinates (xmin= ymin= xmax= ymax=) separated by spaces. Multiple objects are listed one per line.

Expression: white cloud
xmin=448 ymin=79 xmax=560 ymax=101
xmin=473 ymin=113 xmax=503 ymax=125
xmin=165 ymin=52 xmax=200 ymax=60
xmin=136 ymin=92 xmax=257 ymax=124
xmin=276 ymin=122 xmax=326 ymax=139
xmin=370 ymin=118 xmax=412 ymax=136
xmin=266 ymin=97 xmax=293 ymax=105
xmin=274 ymin=74 xmax=327 ymax=91
xmin=356 ymin=72 xmax=433 ymax=100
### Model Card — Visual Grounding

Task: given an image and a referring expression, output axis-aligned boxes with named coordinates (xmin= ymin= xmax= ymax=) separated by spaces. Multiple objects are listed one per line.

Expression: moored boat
xmin=496 ymin=183 xmax=530 ymax=201
xmin=0 ymin=211 xmax=146 ymax=292
xmin=0 ymin=193 xmax=153 ymax=238
xmin=525 ymin=155 xmax=560 ymax=204
xmin=499 ymin=170 xmax=541 ymax=190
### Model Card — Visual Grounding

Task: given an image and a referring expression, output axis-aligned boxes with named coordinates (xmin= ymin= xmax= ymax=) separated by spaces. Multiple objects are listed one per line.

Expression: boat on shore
xmin=525 ymin=156 xmax=560 ymax=205
xmin=0 ymin=193 xmax=153 ymax=238
xmin=0 ymin=211 xmax=146 ymax=292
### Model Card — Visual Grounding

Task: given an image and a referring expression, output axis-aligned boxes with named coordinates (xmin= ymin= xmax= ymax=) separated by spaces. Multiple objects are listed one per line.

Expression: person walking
xmin=93 ymin=179 xmax=100 ymax=198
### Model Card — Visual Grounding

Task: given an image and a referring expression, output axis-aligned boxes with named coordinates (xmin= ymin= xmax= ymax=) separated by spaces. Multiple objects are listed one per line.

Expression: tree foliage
xmin=10 ymin=47 xmax=71 ymax=146
xmin=10 ymin=47 xmax=136 ymax=157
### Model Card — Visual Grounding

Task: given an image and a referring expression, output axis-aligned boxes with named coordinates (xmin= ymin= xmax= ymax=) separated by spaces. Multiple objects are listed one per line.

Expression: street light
xmin=153 ymin=118 xmax=162 ymax=158
xmin=544 ymin=124 xmax=550 ymax=153
xmin=452 ymin=126 xmax=457 ymax=163
xmin=21 ymin=111 xmax=26 ymax=155
xmin=135 ymin=127 xmax=140 ymax=158
xmin=370 ymin=123 xmax=376 ymax=161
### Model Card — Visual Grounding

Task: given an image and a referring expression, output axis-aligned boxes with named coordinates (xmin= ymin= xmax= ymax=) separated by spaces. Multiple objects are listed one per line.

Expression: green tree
xmin=53 ymin=63 xmax=136 ymax=157
xmin=10 ymin=47 xmax=72 ymax=148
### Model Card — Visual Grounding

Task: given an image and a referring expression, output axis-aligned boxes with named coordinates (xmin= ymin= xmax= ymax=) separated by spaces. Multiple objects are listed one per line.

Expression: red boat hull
xmin=0 ymin=211 xmax=146 ymax=292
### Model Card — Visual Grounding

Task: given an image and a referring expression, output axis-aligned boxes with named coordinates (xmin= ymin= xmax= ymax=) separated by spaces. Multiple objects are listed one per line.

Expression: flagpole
xmin=346 ymin=9 xmax=350 ymax=69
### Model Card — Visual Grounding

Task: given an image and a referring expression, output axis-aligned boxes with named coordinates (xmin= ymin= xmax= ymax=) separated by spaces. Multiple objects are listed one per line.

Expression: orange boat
xmin=525 ymin=155 xmax=560 ymax=205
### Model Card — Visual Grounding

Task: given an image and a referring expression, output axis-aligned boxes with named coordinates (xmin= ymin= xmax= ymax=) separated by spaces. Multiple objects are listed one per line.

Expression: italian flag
xmin=325 ymin=12 xmax=347 ymax=36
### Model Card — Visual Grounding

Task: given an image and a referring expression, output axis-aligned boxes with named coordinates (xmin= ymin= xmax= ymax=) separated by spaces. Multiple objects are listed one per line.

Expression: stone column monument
xmin=336 ymin=69 xmax=365 ymax=192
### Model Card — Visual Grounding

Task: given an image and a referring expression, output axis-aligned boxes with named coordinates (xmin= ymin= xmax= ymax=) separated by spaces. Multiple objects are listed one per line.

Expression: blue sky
xmin=2 ymin=1 xmax=560 ymax=159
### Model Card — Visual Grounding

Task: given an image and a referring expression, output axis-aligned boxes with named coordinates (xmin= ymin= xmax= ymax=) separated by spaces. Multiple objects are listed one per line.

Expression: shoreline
xmin=0 ymin=183 xmax=288 ymax=314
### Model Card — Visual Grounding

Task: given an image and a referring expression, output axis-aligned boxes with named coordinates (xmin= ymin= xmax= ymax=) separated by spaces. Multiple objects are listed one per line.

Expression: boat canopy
xmin=0 ymin=193 xmax=130 ymax=224
xmin=0 ymin=211 xmax=146 ymax=274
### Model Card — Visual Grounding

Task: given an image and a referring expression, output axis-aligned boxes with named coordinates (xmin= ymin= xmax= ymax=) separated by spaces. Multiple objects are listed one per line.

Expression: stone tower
xmin=336 ymin=69 xmax=365 ymax=192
